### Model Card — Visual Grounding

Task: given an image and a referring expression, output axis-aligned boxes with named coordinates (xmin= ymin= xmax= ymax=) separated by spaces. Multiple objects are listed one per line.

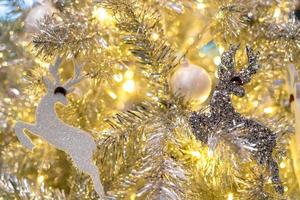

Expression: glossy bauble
xmin=170 ymin=60 xmax=212 ymax=103
xmin=25 ymin=0 xmax=56 ymax=34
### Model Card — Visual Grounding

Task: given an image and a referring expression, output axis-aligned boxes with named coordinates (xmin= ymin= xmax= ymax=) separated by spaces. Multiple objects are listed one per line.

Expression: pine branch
xmin=96 ymin=103 xmax=154 ymax=182
xmin=96 ymin=100 xmax=191 ymax=199
xmin=67 ymin=173 xmax=100 ymax=200
xmin=97 ymin=98 xmax=189 ymax=177
xmin=0 ymin=173 xmax=66 ymax=200
xmin=32 ymin=11 xmax=101 ymax=57
xmin=98 ymin=0 xmax=179 ymax=81
xmin=108 ymin=124 xmax=188 ymax=199
xmin=236 ymin=171 xmax=281 ymax=200
xmin=210 ymin=0 xmax=252 ymax=40
xmin=264 ymin=15 xmax=300 ymax=61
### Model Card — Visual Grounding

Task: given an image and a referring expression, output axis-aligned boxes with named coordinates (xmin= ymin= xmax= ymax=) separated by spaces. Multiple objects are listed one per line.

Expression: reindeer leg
xmin=15 ymin=122 xmax=36 ymax=151
xmin=88 ymin=164 xmax=105 ymax=199
xmin=269 ymin=158 xmax=284 ymax=194
xmin=73 ymin=157 xmax=105 ymax=199
xmin=242 ymin=118 xmax=271 ymax=163
xmin=242 ymin=118 xmax=284 ymax=193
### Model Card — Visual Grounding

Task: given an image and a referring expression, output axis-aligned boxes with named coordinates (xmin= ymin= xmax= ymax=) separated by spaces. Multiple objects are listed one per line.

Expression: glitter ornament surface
xmin=14 ymin=57 xmax=105 ymax=199
xmin=170 ymin=60 xmax=212 ymax=103
xmin=189 ymin=45 xmax=284 ymax=194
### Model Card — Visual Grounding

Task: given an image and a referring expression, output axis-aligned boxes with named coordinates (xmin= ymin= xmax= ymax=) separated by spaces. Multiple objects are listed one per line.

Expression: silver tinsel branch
xmin=33 ymin=8 xmax=102 ymax=57
xmin=96 ymin=100 xmax=191 ymax=199
xmin=0 ymin=173 xmax=66 ymax=200
xmin=265 ymin=14 xmax=300 ymax=61
xmin=98 ymin=0 xmax=180 ymax=82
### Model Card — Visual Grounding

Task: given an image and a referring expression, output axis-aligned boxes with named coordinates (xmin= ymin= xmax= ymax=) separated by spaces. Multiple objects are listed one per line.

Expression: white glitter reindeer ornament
xmin=287 ymin=64 xmax=300 ymax=144
xmin=15 ymin=57 xmax=105 ymax=199
xmin=287 ymin=64 xmax=300 ymax=190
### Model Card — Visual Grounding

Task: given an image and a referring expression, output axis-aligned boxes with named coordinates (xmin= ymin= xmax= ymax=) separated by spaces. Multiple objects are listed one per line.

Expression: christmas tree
xmin=1 ymin=0 xmax=300 ymax=199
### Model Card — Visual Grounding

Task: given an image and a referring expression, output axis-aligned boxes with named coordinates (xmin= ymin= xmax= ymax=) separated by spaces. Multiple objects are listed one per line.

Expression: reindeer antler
xmin=49 ymin=56 xmax=63 ymax=85
xmin=237 ymin=45 xmax=260 ymax=84
xmin=245 ymin=45 xmax=260 ymax=74
xmin=217 ymin=45 xmax=239 ymax=80
xmin=63 ymin=61 xmax=84 ymax=89
xmin=220 ymin=44 xmax=239 ymax=70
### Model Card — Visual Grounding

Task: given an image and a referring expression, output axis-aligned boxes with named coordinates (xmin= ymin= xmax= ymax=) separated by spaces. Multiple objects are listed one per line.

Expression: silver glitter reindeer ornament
xmin=189 ymin=45 xmax=283 ymax=194
xmin=15 ymin=57 xmax=105 ymax=199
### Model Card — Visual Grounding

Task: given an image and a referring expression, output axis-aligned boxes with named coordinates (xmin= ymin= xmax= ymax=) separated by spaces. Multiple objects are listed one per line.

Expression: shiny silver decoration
xmin=14 ymin=57 xmax=105 ymax=199
xmin=189 ymin=45 xmax=284 ymax=194
xmin=0 ymin=172 xmax=66 ymax=199
xmin=266 ymin=14 xmax=300 ymax=61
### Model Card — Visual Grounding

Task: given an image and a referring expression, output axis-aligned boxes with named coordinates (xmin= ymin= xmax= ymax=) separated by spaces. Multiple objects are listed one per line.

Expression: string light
xmin=207 ymin=149 xmax=214 ymax=158
xmin=190 ymin=150 xmax=201 ymax=158
xmin=130 ymin=193 xmax=136 ymax=200
xmin=213 ymin=56 xmax=221 ymax=65
xmin=227 ymin=192 xmax=234 ymax=200
xmin=108 ymin=91 xmax=118 ymax=99
xmin=37 ymin=176 xmax=44 ymax=184
xmin=273 ymin=8 xmax=281 ymax=18
xmin=113 ymin=74 xmax=123 ymax=82
xmin=122 ymin=80 xmax=136 ymax=93
xmin=94 ymin=7 xmax=108 ymax=21
xmin=125 ymin=70 xmax=134 ymax=79
xmin=219 ymin=46 xmax=225 ymax=54
xmin=280 ymin=162 xmax=286 ymax=169
xmin=151 ymin=32 xmax=159 ymax=41
xmin=263 ymin=107 xmax=274 ymax=114
xmin=197 ymin=2 xmax=206 ymax=10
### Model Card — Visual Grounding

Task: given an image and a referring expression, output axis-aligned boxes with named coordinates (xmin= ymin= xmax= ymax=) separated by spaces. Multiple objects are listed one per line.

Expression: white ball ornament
xmin=25 ymin=0 xmax=56 ymax=34
xmin=170 ymin=60 xmax=212 ymax=103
